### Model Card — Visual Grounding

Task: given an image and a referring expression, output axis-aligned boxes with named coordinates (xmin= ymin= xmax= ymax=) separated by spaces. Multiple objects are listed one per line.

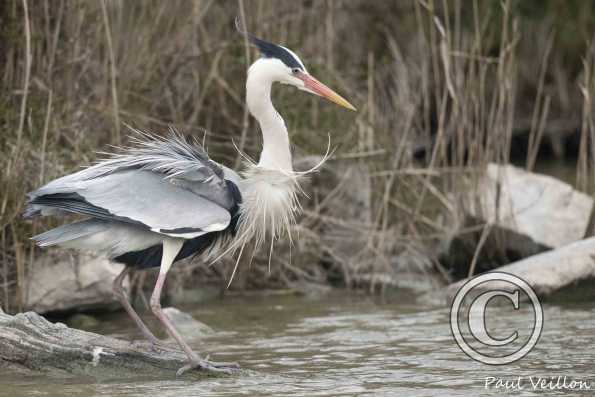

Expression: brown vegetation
xmin=2 ymin=0 xmax=595 ymax=313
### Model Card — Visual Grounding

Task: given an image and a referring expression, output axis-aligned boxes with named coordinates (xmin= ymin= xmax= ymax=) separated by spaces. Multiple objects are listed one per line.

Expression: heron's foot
xmin=176 ymin=358 xmax=240 ymax=377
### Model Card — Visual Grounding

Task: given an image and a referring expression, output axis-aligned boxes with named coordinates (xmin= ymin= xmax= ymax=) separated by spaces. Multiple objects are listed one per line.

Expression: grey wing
xmin=28 ymin=169 xmax=232 ymax=239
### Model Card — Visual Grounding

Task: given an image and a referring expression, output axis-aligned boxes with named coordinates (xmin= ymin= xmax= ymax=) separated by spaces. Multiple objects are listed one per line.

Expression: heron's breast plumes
xmin=235 ymin=165 xmax=301 ymax=253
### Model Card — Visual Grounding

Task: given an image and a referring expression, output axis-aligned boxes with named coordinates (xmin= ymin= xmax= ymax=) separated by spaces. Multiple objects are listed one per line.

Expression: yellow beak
xmin=298 ymin=73 xmax=357 ymax=111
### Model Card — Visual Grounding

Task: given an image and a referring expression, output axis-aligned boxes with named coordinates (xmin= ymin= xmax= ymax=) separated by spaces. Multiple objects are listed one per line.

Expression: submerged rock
xmin=162 ymin=307 xmax=214 ymax=340
xmin=26 ymin=251 xmax=124 ymax=314
xmin=66 ymin=313 xmax=101 ymax=330
xmin=446 ymin=236 xmax=595 ymax=300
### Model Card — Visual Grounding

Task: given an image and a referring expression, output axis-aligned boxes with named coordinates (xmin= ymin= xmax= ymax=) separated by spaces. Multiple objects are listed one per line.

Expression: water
xmin=1 ymin=289 xmax=594 ymax=396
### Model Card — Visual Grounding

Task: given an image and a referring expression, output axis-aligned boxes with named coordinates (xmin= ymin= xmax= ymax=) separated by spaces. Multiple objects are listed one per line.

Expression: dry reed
xmin=1 ymin=0 xmax=595 ymax=311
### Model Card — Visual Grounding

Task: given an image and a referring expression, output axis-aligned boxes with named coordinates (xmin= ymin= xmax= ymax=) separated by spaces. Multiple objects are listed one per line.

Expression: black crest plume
xmin=234 ymin=17 xmax=304 ymax=71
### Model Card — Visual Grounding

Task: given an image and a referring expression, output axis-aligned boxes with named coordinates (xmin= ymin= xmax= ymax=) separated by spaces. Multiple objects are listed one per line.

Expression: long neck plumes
xmin=246 ymin=60 xmax=293 ymax=172
xmin=221 ymin=59 xmax=300 ymax=283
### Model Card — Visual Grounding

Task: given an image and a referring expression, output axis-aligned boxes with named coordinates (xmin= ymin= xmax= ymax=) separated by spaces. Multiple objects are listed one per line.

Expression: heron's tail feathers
xmin=32 ymin=219 xmax=163 ymax=258
xmin=32 ymin=219 xmax=110 ymax=248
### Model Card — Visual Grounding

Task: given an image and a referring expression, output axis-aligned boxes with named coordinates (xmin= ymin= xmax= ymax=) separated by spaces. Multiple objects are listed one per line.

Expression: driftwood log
xmin=0 ymin=310 xmax=236 ymax=379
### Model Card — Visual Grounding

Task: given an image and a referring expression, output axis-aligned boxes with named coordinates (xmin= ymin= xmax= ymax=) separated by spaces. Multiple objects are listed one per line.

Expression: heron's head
xmin=237 ymin=19 xmax=356 ymax=111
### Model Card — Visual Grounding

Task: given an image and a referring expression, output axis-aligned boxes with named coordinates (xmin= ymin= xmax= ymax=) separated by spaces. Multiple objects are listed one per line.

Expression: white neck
xmin=246 ymin=59 xmax=293 ymax=172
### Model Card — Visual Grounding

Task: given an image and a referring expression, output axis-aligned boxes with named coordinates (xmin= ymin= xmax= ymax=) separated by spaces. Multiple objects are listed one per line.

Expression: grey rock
xmin=442 ymin=163 xmax=594 ymax=277
xmin=26 ymin=251 xmax=125 ymax=314
xmin=162 ymin=307 xmax=214 ymax=340
xmin=446 ymin=237 xmax=595 ymax=301
xmin=316 ymin=164 xmax=374 ymax=266
xmin=466 ymin=163 xmax=593 ymax=251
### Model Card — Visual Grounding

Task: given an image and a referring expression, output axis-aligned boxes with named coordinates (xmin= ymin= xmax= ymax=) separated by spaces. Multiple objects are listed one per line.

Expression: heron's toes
xmin=176 ymin=359 xmax=240 ymax=377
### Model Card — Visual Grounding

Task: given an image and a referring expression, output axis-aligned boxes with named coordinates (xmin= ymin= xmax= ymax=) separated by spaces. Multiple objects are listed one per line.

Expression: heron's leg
xmin=150 ymin=238 xmax=239 ymax=376
xmin=113 ymin=266 xmax=161 ymax=346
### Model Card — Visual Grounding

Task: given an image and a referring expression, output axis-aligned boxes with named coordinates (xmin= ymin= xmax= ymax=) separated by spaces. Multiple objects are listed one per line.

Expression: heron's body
xmin=26 ymin=134 xmax=243 ymax=267
xmin=25 ymin=20 xmax=355 ymax=376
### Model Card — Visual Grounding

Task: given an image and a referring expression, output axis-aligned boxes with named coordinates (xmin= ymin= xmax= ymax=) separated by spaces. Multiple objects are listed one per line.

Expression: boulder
xmin=25 ymin=251 xmax=125 ymax=314
xmin=292 ymin=158 xmax=378 ymax=286
xmin=467 ymin=163 xmax=593 ymax=250
xmin=446 ymin=236 xmax=595 ymax=301
xmin=441 ymin=163 xmax=593 ymax=278
xmin=312 ymin=162 xmax=374 ymax=269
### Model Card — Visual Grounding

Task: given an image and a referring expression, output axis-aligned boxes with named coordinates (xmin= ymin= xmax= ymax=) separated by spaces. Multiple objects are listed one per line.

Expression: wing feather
xmin=30 ymin=170 xmax=231 ymax=238
xmin=26 ymin=130 xmax=242 ymax=239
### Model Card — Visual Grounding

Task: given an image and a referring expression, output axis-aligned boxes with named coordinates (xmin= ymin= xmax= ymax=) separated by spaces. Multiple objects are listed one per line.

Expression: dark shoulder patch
xmin=225 ymin=180 xmax=242 ymax=207
xmin=225 ymin=179 xmax=242 ymax=234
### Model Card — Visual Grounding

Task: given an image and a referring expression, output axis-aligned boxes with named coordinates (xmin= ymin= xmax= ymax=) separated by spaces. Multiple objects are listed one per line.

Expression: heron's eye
xmin=291 ymin=68 xmax=300 ymax=74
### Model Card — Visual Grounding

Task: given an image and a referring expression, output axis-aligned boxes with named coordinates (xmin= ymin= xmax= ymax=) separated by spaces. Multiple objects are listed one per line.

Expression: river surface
xmin=1 ymin=288 xmax=594 ymax=396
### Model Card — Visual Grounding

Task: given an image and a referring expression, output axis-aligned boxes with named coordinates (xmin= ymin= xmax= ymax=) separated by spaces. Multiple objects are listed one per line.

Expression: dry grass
xmin=1 ymin=0 xmax=595 ymax=311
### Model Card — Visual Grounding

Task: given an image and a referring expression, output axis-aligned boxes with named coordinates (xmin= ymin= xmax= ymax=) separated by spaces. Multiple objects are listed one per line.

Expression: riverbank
xmin=3 ymin=1 xmax=595 ymax=312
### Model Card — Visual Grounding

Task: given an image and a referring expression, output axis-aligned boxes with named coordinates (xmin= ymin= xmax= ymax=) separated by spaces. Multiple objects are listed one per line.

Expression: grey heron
xmin=24 ymin=20 xmax=355 ymax=376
